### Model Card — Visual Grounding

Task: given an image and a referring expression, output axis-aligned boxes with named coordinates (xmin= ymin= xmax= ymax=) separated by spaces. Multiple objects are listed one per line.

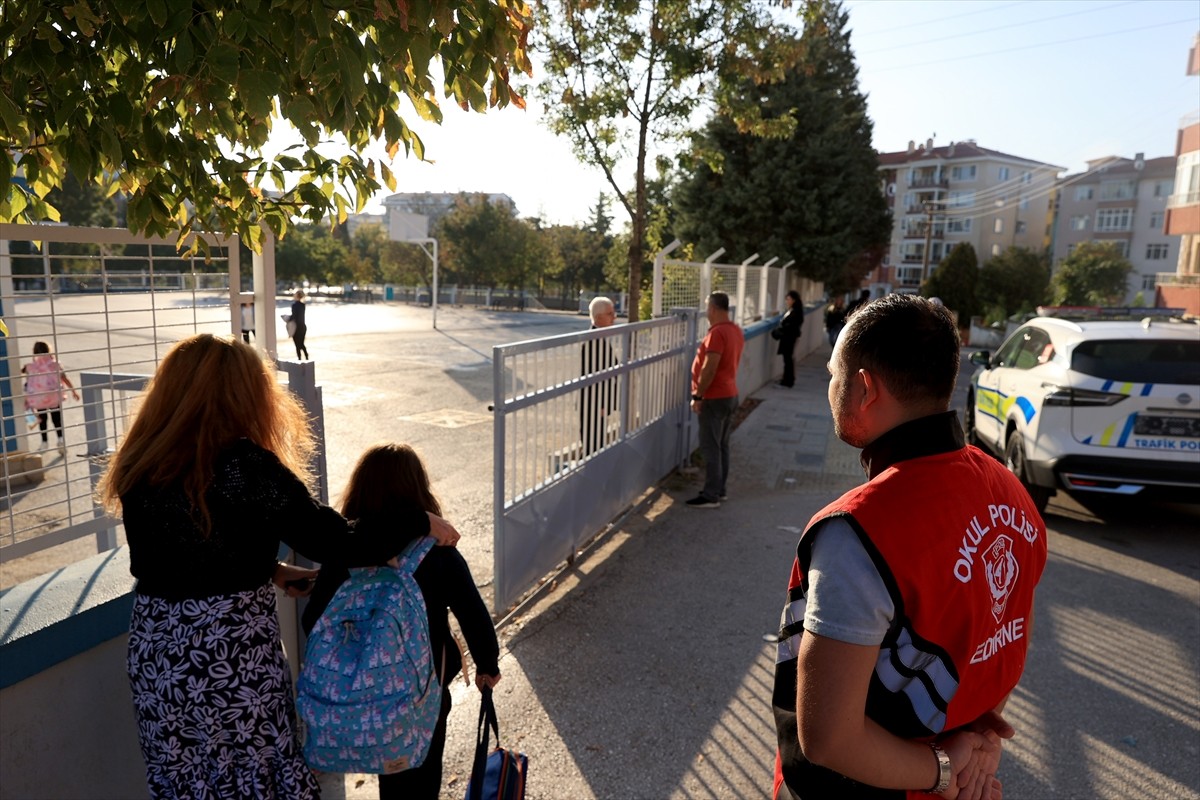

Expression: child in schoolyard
xmin=24 ymin=341 xmax=79 ymax=454
xmin=302 ymin=443 xmax=501 ymax=800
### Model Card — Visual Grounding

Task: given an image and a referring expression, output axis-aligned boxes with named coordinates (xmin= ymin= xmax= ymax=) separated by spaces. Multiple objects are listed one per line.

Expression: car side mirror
xmin=969 ymin=350 xmax=991 ymax=368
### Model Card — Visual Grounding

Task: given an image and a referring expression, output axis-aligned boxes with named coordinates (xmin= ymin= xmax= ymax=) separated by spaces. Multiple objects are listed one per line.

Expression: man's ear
xmin=856 ymin=368 xmax=881 ymax=410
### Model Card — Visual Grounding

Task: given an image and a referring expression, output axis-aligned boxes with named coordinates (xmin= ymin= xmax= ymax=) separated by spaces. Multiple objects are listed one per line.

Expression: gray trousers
xmin=699 ymin=396 xmax=738 ymax=500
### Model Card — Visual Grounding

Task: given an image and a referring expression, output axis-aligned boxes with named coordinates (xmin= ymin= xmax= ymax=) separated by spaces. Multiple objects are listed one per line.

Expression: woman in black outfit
xmin=303 ymin=443 xmax=501 ymax=800
xmin=98 ymin=335 xmax=461 ymax=800
xmin=774 ymin=290 xmax=804 ymax=387
xmin=291 ymin=289 xmax=309 ymax=360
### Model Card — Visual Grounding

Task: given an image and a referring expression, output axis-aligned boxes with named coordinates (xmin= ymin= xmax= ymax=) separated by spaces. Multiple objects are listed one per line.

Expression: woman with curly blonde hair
xmin=99 ymin=334 xmax=459 ymax=800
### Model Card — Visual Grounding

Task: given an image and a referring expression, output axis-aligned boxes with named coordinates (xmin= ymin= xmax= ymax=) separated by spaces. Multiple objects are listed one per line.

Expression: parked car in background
xmin=965 ymin=308 xmax=1200 ymax=512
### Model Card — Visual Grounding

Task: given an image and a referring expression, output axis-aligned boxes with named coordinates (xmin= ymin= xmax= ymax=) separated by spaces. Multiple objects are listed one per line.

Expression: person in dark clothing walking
xmin=291 ymin=290 xmax=309 ymax=360
xmin=823 ymin=296 xmax=847 ymax=349
xmin=773 ymin=290 xmax=804 ymax=387
xmin=302 ymin=443 xmax=501 ymax=800
xmin=845 ymin=288 xmax=871 ymax=319
xmin=580 ymin=296 xmax=618 ymax=457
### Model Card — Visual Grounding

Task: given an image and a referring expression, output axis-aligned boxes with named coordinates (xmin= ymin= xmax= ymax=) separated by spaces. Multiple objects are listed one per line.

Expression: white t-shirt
xmin=803 ymin=517 xmax=895 ymax=646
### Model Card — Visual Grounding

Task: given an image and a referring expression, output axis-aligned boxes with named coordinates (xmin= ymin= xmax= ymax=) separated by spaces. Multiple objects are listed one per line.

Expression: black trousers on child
xmin=377 ymin=687 xmax=452 ymax=800
xmin=37 ymin=407 xmax=64 ymax=442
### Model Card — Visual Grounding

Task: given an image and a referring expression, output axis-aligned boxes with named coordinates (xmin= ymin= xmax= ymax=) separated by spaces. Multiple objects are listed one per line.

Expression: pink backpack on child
xmin=25 ymin=357 xmax=63 ymax=410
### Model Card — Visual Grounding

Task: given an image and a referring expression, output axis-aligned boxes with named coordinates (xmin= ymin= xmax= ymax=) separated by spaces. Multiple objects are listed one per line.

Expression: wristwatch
xmin=691 ymin=393 xmax=704 ymax=401
xmin=928 ymin=742 xmax=952 ymax=794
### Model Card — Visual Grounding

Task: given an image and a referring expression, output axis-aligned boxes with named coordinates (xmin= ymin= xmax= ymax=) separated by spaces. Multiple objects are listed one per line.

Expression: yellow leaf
xmin=0 ymin=319 xmax=9 ymax=336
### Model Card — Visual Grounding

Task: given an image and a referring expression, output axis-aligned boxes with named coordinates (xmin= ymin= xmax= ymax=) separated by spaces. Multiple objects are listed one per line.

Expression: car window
xmin=1072 ymin=338 xmax=1200 ymax=384
xmin=999 ymin=328 xmax=1052 ymax=370
xmin=993 ymin=329 xmax=1026 ymax=367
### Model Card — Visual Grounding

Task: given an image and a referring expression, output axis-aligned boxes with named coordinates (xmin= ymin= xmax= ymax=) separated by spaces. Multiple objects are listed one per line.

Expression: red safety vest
xmin=773 ymin=444 xmax=1048 ymax=800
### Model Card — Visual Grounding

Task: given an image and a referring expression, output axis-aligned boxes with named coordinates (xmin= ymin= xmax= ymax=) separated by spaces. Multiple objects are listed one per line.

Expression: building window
xmin=1075 ymin=186 xmax=1094 ymax=201
xmin=1153 ymin=180 xmax=1173 ymax=197
xmin=1070 ymin=215 xmax=1089 ymax=230
xmin=1019 ymin=196 xmax=1029 ymax=211
xmin=1142 ymin=274 xmax=1158 ymax=290
xmin=1146 ymin=243 xmax=1170 ymax=260
xmin=1067 ymin=244 xmax=1076 ymax=256
xmin=1015 ymin=220 xmax=1027 ymax=234
xmin=994 ymin=218 xmax=1004 ymax=234
xmin=950 ymin=165 xmax=977 ymax=181
xmin=946 ymin=218 xmax=972 ymax=233
xmin=992 ymin=243 xmax=1002 ymax=256
xmin=1094 ymin=208 xmax=1133 ymax=232
xmin=1150 ymin=211 xmax=1164 ymax=229
xmin=998 ymin=167 xmax=1010 ymax=181
xmin=1021 ymin=172 xmax=1032 ymax=185
xmin=1099 ymin=180 xmax=1136 ymax=200
xmin=948 ymin=191 xmax=975 ymax=208
xmin=1095 ymin=239 xmax=1129 ymax=258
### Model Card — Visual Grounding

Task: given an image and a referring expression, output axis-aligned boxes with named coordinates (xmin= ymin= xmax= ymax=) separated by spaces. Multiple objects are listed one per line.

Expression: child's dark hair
xmin=33 ymin=341 xmax=50 ymax=355
xmin=340 ymin=443 xmax=442 ymax=519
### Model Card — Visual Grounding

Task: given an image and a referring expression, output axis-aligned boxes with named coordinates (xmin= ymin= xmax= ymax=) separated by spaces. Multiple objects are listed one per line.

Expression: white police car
xmin=965 ymin=308 xmax=1200 ymax=512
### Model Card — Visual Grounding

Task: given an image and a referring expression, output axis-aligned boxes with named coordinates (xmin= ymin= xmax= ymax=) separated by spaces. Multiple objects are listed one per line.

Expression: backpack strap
xmin=468 ymin=687 xmax=501 ymax=800
xmin=397 ymin=535 xmax=436 ymax=574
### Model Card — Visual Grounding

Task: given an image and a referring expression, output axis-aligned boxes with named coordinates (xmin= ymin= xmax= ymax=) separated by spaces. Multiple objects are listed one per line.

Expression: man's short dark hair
xmin=708 ymin=292 xmax=730 ymax=311
xmin=838 ymin=294 xmax=959 ymax=407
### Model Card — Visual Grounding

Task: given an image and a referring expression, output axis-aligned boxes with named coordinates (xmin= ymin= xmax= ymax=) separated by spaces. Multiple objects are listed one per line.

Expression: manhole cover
xmin=398 ymin=408 xmax=492 ymax=428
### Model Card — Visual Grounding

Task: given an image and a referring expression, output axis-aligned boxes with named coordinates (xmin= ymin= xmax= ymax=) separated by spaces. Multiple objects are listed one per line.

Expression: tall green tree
xmin=978 ymin=246 xmax=1050 ymax=321
xmin=437 ymin=194 xmax=535 ymax=288
xmin=1050 ymin=242 xmax=1134 ymax=306
xmin=1 ymin=1 xmax=532 ymax=251
xmin=275 ymin=223 xmax=349 ymax=285
xmin=922 ymin=242 xmax=979 ymax=321
xmin=673 ymin=0 xmax=890 ymax=286
xmin=538 ymin=0 xmax=800 ymax=319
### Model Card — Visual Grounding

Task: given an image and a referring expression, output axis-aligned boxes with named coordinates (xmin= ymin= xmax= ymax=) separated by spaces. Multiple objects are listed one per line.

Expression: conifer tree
xmin=674 ymin=0 xmax=890 ymax=286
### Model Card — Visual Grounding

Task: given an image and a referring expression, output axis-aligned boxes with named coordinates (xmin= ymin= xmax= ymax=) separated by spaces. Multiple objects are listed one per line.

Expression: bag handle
xmin=468 ymin=687 xmax=500 ymax=800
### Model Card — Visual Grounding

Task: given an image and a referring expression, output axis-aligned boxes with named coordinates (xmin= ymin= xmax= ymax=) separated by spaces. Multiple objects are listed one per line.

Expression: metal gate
xmin=491 ymin=310 xmax=698 ymax=614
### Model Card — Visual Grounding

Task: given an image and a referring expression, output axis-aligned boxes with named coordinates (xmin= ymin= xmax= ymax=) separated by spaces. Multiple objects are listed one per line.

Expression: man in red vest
xmin=772 ymin=294 xmax=1047 ymax=800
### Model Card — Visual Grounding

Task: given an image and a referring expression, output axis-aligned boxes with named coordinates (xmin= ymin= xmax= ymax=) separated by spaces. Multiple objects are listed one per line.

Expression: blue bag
xmin=465 ymin=688 xmax=527 ymax=800
xmin=297 ymin=536 xmax=439 ymax=774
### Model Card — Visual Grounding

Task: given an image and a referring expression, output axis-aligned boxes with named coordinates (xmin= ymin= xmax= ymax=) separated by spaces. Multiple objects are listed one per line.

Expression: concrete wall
xmin=0 ymin=548 xmax=146 ymax=800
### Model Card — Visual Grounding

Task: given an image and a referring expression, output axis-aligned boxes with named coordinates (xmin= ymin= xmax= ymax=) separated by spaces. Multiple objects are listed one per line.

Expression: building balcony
xmin=901 ymin=254 xmax=925 ymax=264
xmin=895 ymin=267 xmax=924 ymax=287
xmin=1155 ymin=272 xmax=1199 ymax=287
xmin=902 ymin=228 xmax=944 ymax=240
xmin=1167 ymin=191 xmax=1200 ymax=209
xmin=909 ymin=176 xmax=949 ymax=189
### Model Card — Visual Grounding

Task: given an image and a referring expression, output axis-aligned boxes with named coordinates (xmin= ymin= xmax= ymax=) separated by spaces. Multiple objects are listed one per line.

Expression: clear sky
xmin=322 ymin=0 xmax=1200 ymax=228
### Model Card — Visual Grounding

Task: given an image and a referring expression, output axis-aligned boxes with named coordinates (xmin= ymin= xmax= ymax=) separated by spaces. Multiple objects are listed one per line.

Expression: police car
xmin=964 ymin=308 xmax=1200 ymax=512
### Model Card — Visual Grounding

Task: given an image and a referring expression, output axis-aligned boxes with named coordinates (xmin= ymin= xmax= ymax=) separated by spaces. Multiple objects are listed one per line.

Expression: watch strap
xmin=928 ymin=742 xmax=952 ymax=794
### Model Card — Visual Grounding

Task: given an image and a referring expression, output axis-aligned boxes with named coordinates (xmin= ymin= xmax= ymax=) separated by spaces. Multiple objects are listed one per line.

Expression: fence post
xmin=491 ymin=344 xmax=507 ymax=616
xmin=778 ymin=260 xmax=793 ymax=312
xmin=700 ymin=248 xmax=723 ymax=308
xmin=737 ymin=253 xmax=757 ymax=325
xmin=652 ymin=239 xmax=681 ymax=318
xmin=760 ymin=257 xmax=778 ymax=320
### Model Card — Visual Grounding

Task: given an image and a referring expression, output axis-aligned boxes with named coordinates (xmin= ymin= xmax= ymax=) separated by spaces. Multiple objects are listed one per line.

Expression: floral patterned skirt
xmin=127 ymin=583 xmax=320 ymax=800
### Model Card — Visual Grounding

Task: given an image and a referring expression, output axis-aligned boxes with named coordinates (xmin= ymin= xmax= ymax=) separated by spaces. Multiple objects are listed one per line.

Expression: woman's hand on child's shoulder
xmin=476 ymin=672 xmax=501 ymax=692
xmin=427 ymin=512 xmax=461 ymax=547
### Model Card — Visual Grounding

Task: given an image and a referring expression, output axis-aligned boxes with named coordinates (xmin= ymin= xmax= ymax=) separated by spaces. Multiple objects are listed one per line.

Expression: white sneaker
xmin=38 ymin=440 xmax=48 ymax=450
xmin=57 ymin=441 xmax=66 ymax=455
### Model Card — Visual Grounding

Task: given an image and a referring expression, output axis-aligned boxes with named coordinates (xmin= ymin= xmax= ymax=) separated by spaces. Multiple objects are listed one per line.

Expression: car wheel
xmin=964 ymin=392 xmax=980 ymax=447
xmin=1005 ymin=432 xmax=1050 ymax=513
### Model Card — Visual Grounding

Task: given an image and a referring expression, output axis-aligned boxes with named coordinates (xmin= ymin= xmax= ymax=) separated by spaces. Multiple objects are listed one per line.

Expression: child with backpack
xmin=300 ymin=443 xmax=501 ymax=800
xmin=25 ymin=341 xmax=79 ymax=454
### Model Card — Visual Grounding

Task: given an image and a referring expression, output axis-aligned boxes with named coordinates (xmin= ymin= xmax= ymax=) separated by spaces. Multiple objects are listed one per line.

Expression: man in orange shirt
xmin=688 ymin=292 xmax=745 ymax=508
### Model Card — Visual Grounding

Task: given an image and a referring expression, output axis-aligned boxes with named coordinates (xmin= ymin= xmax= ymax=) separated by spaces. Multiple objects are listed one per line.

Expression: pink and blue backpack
xmin=297 ymin=536 xmax=440 ymax=774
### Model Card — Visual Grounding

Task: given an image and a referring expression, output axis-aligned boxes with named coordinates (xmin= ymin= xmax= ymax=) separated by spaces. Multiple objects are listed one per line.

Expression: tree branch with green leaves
xmin=1 ymin=0 xmax=532 ymax=254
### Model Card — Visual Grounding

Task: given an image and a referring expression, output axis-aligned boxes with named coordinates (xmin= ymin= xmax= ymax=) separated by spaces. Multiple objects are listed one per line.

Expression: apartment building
xmin=869 ymin=140 xmax=1064 ymax=294
xmin=1158 ymin=32 xmax=1199 ymax=315
xmin=1051 ymin=154 xmax=1179 ymax=303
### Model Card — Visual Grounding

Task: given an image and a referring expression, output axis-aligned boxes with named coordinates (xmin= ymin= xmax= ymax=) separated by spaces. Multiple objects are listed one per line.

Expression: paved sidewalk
xmin=321 ymin=345 xmax=856 ymax=800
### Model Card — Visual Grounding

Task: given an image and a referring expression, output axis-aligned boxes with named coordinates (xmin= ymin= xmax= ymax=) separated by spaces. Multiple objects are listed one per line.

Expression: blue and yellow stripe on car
xmin=975 ymin=386 xmax=1037 ymax=424
xmin=1098 ymin=380 xmax=1156 ymax=397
